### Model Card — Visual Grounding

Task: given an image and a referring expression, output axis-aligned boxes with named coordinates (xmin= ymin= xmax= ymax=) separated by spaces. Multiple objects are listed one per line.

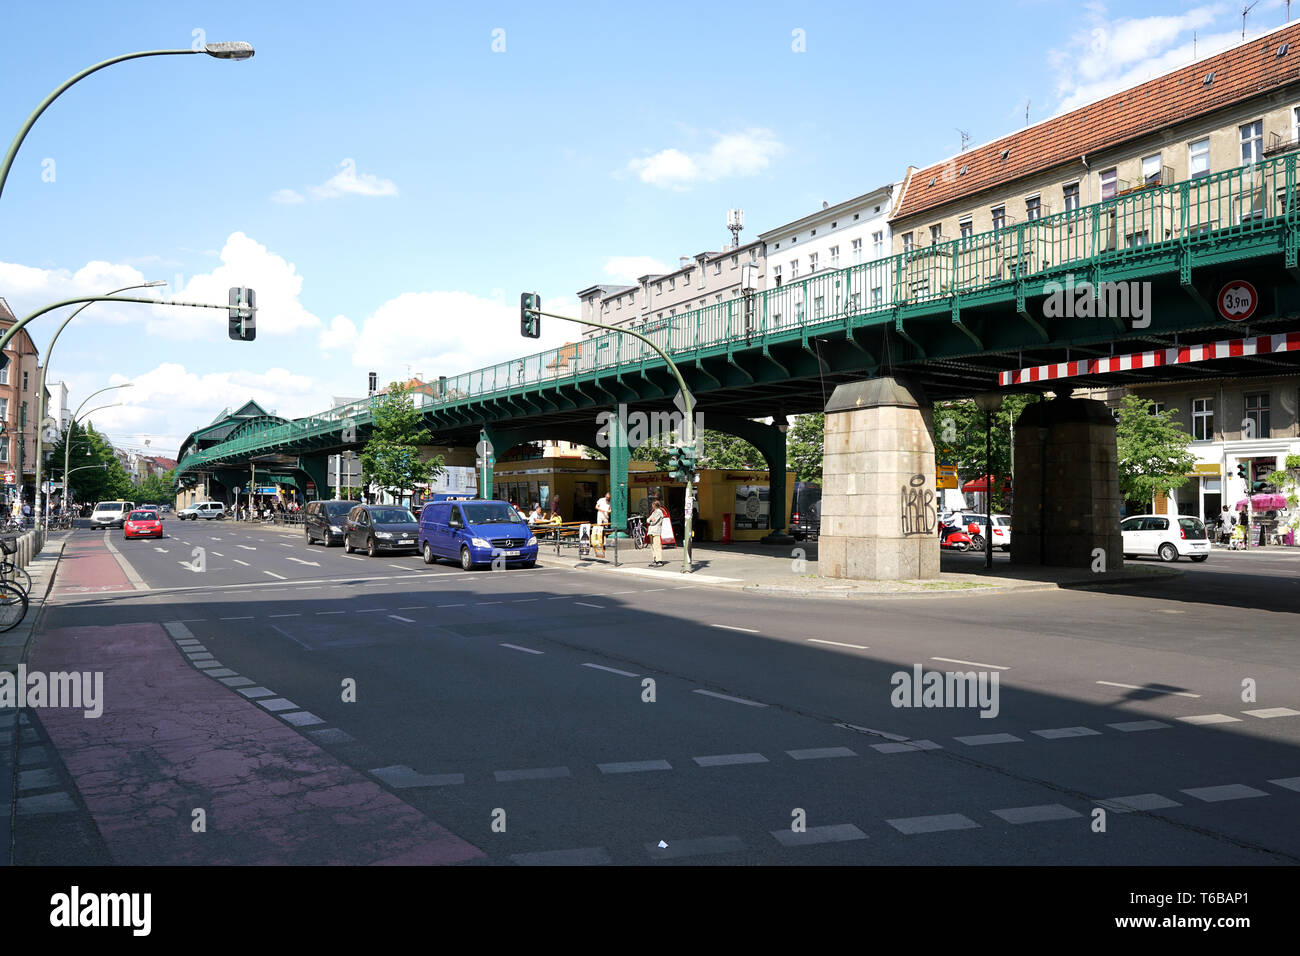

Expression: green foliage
xmin=359 ymin=383 xmax=445 ymax=499
xmin=786 ymin=413 xmax=824 ymax=482
xmin=47 ymin=421 xmax=132 ymax=502
xmin=1114 ymin=393 xmax=1197 ymax=506
xmin=701 ymin=429 xmax=763 ymax=469
xmin=1287 ymin=454 xmax=1300 ymax=470
xmin=132 ymin=469 xmax=174 ymax=505
xmin=933 ymin=394 xmax=1039 ymax=511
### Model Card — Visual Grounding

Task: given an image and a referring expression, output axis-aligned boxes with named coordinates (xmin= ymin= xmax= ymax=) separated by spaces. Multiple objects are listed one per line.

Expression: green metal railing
xmin=177 ymin=152 xmax=1299 ymax=476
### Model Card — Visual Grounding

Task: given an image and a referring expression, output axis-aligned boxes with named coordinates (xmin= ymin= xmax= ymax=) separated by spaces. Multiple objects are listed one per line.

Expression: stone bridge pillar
xmin=1011 ymin=397 xmax=1122 ymax=569
xmin=820 ymin=376 xmax=939 ymax=580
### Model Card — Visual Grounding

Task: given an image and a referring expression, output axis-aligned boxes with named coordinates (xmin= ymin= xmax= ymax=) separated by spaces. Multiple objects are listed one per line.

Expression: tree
xmin=786 ymin=413 xmax=824 ymax=482
xmin=46 ymin=421 xmax=131 ymax=504
xmin=359 ymin=382 xmax=444 ymax=500
xmin=1114 ymin=393 xmax=1197 ymax=508
xmin=934 ymin=394 xmax=1040 ymax=512
xmin=133 ymin=469 xmax=175 ymax=505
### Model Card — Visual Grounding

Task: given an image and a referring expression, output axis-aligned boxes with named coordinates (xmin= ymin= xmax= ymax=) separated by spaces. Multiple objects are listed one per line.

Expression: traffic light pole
xmin=527 ymin=308 xmax=696 ymax=573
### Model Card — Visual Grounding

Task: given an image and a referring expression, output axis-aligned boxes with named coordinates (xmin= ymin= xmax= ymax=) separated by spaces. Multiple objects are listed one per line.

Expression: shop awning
xmin=1235 ymin=493 xmax=1287 ymax=511
xmin=961 ymin=475 xmax=1011 ymax=493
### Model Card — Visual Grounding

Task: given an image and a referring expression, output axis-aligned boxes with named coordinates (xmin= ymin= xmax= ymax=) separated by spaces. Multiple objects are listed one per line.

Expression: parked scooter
xmin=966 ymin=521 xmax=987 ymax=552
xmin=939 ymin=522 xmax=973 ymax=551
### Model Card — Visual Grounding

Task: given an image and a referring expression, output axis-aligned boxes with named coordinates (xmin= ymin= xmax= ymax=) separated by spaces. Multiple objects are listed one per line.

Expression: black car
xmin=790 ymin=481 xmax=822 ymax=541
xmin=304 ymin=499 xmax=356 ymax=546
xmin=343 ymin=504 xmax=419 ymax=556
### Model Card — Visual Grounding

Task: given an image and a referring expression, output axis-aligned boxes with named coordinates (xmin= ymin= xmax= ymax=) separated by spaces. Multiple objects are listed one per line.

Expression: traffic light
xmin=1236 ymin=462 xmax=1248 ymax=481
xmin=228 ymin=287 xmax=256 ymax=341
xmin=668 ymin=447 xmax=683 ymax=481
xmin=520 ymin=292 xmax=541 ymax=338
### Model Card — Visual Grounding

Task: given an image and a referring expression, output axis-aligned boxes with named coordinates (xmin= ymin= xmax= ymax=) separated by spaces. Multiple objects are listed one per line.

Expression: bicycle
xmin=0 ymin=537 xmax=32 ymax=596
xmin=626 ymin=513 xmax=647 ymax=550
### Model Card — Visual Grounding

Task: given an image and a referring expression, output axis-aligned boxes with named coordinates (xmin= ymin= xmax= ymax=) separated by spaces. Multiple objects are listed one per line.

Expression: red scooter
xmin=939 ymin=522 xmax=973 ymax=551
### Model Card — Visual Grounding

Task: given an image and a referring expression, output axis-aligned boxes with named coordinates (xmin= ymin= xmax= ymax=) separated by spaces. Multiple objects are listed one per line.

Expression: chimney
xmin=679 ymin=256 xmax=690 ymax=270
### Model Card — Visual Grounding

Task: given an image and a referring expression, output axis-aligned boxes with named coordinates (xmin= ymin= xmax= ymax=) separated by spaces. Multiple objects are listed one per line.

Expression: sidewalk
xmin=533 ymin=537 xmax=1179 ymax=598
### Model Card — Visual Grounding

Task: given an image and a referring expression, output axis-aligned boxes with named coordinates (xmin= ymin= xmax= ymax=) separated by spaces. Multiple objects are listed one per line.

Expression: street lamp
xmin=35 ymin=281 xmax=165 ymax=527
xmin=1 ymin=43 xmax=254 ymax=202
xmin=62 ymin=388 xmax=131 ymax=516
xmin=973 ymin=392 xmax=1004 ymax=570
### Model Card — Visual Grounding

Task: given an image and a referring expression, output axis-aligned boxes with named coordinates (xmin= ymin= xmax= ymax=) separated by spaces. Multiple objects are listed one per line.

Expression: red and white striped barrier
xmin=998 ymin=331 xmax=1300 ymax=386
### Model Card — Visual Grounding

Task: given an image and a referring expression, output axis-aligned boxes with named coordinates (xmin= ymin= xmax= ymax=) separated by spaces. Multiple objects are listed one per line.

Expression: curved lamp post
xmin=35 ymin=282 xmax=165 ymax=526
xmin=1 ymin=42 xmax=254 ymax=203
xmin=62 ymin=391 xmax=130 ymax=515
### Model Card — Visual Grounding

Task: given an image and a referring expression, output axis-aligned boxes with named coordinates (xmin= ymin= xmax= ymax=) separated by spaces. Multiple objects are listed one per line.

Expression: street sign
xmin=1217 ymin=280 xmax=1257 ymax=322
xmin=3 ymin=472 xmax=14 ymax=485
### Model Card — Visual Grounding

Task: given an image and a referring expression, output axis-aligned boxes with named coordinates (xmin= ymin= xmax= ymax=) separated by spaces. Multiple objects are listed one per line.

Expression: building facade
xmin=0 ymin=297 xmax=44 ymax=499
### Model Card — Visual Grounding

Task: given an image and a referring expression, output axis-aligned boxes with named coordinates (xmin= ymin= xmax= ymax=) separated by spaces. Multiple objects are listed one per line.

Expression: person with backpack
xmin=647 ymin=498 xmax=668 ymax=567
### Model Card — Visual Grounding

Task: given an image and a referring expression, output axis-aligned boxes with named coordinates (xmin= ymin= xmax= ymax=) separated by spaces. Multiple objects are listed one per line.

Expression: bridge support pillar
xmin=819 ymin=376 xmax=939 ymax=580
xmin=1011 ymin=397 xmax=1122 ymax=570
xmin=297 ymin=456 xmax=329 ymax=501
xmin=608 ymin=411 xmax=629 ymax=530
xmin=758 ymin=422 xmax=794 ymax=545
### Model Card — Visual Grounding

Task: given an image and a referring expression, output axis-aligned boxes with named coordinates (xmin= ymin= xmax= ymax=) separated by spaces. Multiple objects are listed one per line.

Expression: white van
xmin=90 ymin=500 xmax=136 ymax=529
xmin=178 ymin=501 xmax=226 ymax=521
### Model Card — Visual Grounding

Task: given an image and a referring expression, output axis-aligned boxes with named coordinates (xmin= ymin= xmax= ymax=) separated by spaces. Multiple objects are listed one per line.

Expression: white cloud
xmin=307 ymin=158 xmax=398 ymax=200
xmin=270 ymin=188 xmax=305 ymax=204
xmin=603 ymin=256 xmax=672 ymax=283
xmin=0 ymin=259 xmax=157 ymax=326
xmin=317 ymin=314 xmax=358 ymax=352
xmin=149 ymin=232 xmax=322 ymax=339
xmin=626 ymin=129 xmax=785 ymax=189
xmin=1048 ymin=3 xmax=1245 ymax=113
xmin=86 ymin=362 xmax=326 ymax=456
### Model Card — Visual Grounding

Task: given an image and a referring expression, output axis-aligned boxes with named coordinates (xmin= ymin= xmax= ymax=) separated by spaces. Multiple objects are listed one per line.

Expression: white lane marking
xmin=233 ymin=559 xmax=251 ymax=566
xmin=500 ymin=643 xmax=543 ymax=655
xmin=1107 ymin=720 xmax=1172 ymax=732
xmin=437 ymin=603 xmax=464 ymax=608
xmin=389 ymin=615 xmax=416 ymax=623
xmin=871 ymin=740 xmax=942 ymax=753
xmin=771 ymin=823 xmax=868 ymax=847
xmin=608 ymin=590 xmax=640 ymax=595
xmin=316 ymin=611 xmax=346 ymax=615
xmin=286 ymin=557 xmax=320 ymax=566
xmin=176 ymin=561 xmax=201 ymax=571
xmin=992 ymin=804 xmax=1083 ymax=824
xmin=954 ymin=733 xmax=1023 ymax=746
xmin=162 ymin=622 xmax=197 ymax=641
xmin=103 ymin=532 xmax=150 ymax=591
xmin=887 ymin=814 xmax=981 ymax=834
xmin=582 ymin=663 xmax=639 ymax=678
xmin=389 ymin=563 xmax=417 ymax=571
xmin=834 ymin=722 xmax=910 ymax=741
xmin=264 ymin=571 xmax=287 ymax=580
xmin=1097 ymin=793 xmax=1182 ymax=813
xmin=269 ymin=625 xmax=311 ymax=650
xmin=574 ymin=602 xmax=604 ymax=609
xmin=210 ymin=551 xmax=224 ymax=557
xmin=1096 ymin=680 xmax=1200 ymax=698
xmin=354 ymin=608 xmax=388 ymax=613
xmin=279 ymin=543 xmax=293 ymax=548
xmin=932 ymin=656 xmax=1010 ymax=671
xmin=153 ymin=547 xmax=169 ymax=553
xmin=397 ymin=605 xmax=424 ymax=610
xmin=343 ymin=555 xmax=366 ymax=561
xmin=641 ymin=588 xmax=666 ymax=592
xmin=476 ymin=601 xmax=502 ymax=606
xmin=268 ymin=613 xmax=300 ymax=618
xmin=786 ymin=747 xmax=857 ymax=760
xmin=237 ymin=545 xmax=257 ymax=551
xmin=693 ymin=753 xmax=768 ymax=767
xmin=693 ymin=689 xmax=767 ymax=708
xmin=710 ymin=624 xmax=758 ymax=633
xmin=512 ymin=598 xmax=538 ymax=603
xmin=1031 ymin=727 xmax=1101 ymax=738
xmin=1178 ymin=714 xmax=1241 ymax=725
xmin=808 ymin=638 xmax=869 ymax=649
xmin=1242 ymin=707 xmax=1300 ymax=718
xmin=494 ymin=766 xmax=572 ymax=782
xmin=1180 ymin=784 xmax=1270 ymax=802
xmin=296 ymin=586 xmax=323 ymax=590
xmin=598 ymin=760 xmax=671 ymax=774
xmin=220 ymin=616 xmax=254 ymax=620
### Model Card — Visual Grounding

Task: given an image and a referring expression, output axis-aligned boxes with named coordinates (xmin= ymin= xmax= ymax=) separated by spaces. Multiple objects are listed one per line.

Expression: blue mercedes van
xmin=419 ymin=498 xmax=538 ymax=570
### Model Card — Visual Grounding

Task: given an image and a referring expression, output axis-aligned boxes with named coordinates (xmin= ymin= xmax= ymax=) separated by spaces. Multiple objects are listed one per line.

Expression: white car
xmin=178 ymin=501 xmax=226 ymax=521
xmin=1121 ymin=514 xmax=1210 ymax=562
xmin=953 ymin=513 xmax=1012 ymax=551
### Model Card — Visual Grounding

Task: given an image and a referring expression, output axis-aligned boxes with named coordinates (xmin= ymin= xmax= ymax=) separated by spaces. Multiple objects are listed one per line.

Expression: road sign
xmin=1217 ymin=280 xmax=1258 ymax=322
xmin=3 ymin=472 xmax=14 ymax=485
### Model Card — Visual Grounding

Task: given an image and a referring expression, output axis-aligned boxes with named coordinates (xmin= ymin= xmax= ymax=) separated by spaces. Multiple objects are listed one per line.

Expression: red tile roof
xmin=892 ymin=23 xmax=1300 ymax=222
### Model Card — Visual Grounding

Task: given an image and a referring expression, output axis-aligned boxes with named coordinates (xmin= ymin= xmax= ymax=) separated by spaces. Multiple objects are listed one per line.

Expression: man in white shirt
xmin=595 ymin=493 xmax=611 ymax=527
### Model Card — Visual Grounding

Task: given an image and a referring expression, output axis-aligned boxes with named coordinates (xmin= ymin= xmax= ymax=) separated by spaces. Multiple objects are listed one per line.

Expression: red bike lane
xmin=28 ymin=536 xmax=485 ymax=865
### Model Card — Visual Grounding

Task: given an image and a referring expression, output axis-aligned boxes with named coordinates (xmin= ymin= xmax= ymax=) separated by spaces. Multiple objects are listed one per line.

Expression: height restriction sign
xmin=1217 ymin=280 xmax=1258 ymax=322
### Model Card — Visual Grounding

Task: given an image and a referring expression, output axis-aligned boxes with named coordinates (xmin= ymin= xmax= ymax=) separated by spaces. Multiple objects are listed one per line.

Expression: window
xmin=1295 ymin=106 xmax=1300 ymax=144
xmin=930 ymin=224 xmax=943 ymax=245
xmin=0 ymin=398 xmax=6 ymax=421
xmin=829 ymin=245 xmax=839 ymax=268
xmin=902 ymin=232 xmax=914 ymax=253
xmin=1189 ymin=137 xmax=1210 ymax=178
xmin=871 ymin=286 xmax=882 ymax=307
xmin=655 ymin=281 xmax=662 ymax=294
xmin=1063 ymin=182 xmax=1080 ymax=211
xmin=773 ymin=264 xmax=782 ymax=286
xmin=991 ymin=205 xmax=1006 ymax=231
xmin=959 ymin=218 xmax=973 ymax=246
xmin=616 ymin=299 xmax=622 ymax=310
xmin=1141 ymin=153 xmax=1162 ymax=184
xmin=1244 ymin=392 xmax=1270 ymax=438
xmin=809 ymin=252 xmax=819 ymax=273
xmin=1100 ymin=168 xmax=1117 ymax=200
xmin=1149 ymin=402 xmax=1165 ymax=415
xmin=750 ymin=247 xmax=757 ymax=261
xmin=714 ymin=261 xmax=721 ymax=275
xmin=715 ymin=294 xmax=722 ymax=303
xmin=1025 ymin=196 xmax=1041 ymax=221
xmin=668 ymin=277 xmax=674 ymax=290
xmin=872 ymin=231 xmax=884 ymax=257
xmin=813 ymin=295 xmax=825 ymax=316
xmin=852 ymin=238 xmax=863 ymax=264
xmin=1192 ymin=397 xmax=1214 ymax=440
xmin=1125 ymin=230 xmax=1150 ymax=248
xmin=1240 ymin=120 xmax=1263 ymax=166
xmin=0 ymin=440 xmax=7 ymax=463
xmin=730 ymin=254 xmax=738 ymax=267
xmin=22 ymin=372 xmax=28 ymax=391
xmin=790 ymin=259 xmax=799 ymax=279
xmin=0 ymin=366 xmax=7 ymax=385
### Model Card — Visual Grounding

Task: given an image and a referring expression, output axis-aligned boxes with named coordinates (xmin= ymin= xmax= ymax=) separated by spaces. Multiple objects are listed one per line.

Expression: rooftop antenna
xmin=1024 ymin=99 xmax=1030 ymax=126
xmin=1244 ymin=0 xmax=1260 ymax=38
xmin=726 ymin=208 xmax=744 ymax=250
xmin=958 ymin=128 xmax=971 ymax=151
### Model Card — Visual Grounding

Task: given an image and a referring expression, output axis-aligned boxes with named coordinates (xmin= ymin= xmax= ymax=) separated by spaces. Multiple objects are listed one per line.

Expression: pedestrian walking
xmin=647 ymin=498 xmax=667 ymax=567
xmin=595 ymin=492 xmax=611 ymax=528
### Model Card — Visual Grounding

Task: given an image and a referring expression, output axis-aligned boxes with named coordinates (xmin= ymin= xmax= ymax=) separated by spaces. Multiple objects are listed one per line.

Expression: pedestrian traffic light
xmin=228 ymin=286 xmax=256 ymax=341
xmin=520 ymin=292 xmax=541 ymax=338
xmin=1236 ymin=462 xmax=1248 ymax=480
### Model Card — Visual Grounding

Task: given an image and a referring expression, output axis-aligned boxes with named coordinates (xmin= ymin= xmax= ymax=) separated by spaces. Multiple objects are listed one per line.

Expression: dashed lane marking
xmin=1107 ymin=720 xmax=1172 ymax=732
xmin=1098 ymin=793 xmax=1181 ymax=813
xmin=581 ymin=663 xmax=639 ymax=678
xmin=1096 ymin=680 xmax=1200 ymax=698
xmin=268 ymin=613 xmax=301 ymax=618
xmin=264 ymin=571 xmax=287 ymax=580
xmin=787 ymin=747 xmax=856 ymax=760
xmin=1031 ymin=727 xmax=1101 ymax=739
xmin=1178 ymin=714 xmax=1242 ymax=725
xmin=574 ymin=602 xmax=604 ymax=609
xmin=389 ymin=615 xmax=416 ymax=623
xmin=237 ymin=545 xmax=257 ymax=551
xmin=494 ymin=766 xmax=571 ymax=782
xmin=710 ymin=624 xmax=758 ymax=633
xmin=598 ymin=760 xmax=671 ymax=774
xmin=991 ymin=804 xmax=1083 ymax=824
xmin=234 ymin=559 xmax=250 ymax=566
xmin=932 ymin=656 xmax=1010 ymax=670
xmin=500 ymin=643 xmax=543 ymax=655
xmin=1180 ymin=784 xmax=1270 ymax=802
xmin=220 ymin=616 xmax=253 ymax=621
xmin=808 ymin=639 xmax=868 ymax=649
xmin=887 ymin=814 xmax=981 ymax=834
xmin=693 ymin=689 xmax=767 ymax=707
xmin=872 ymin=739 xmax=942 ymax=753
xmin=771 ymin=823 xmax=867 ymax=847
xmin=512 ymin=847 xmax=610 ymax=866
xmin=1242 ymin=707 xmax=1300 ymax=718
xmin=955 ymin=733 xmax=1023 ymax=746
xmin=693 ymin=753 xmax=768 ymax=767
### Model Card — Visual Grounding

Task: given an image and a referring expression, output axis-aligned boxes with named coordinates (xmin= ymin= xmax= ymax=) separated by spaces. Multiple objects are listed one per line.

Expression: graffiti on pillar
xmin=900 ymin=473 xmax=936 ymax=536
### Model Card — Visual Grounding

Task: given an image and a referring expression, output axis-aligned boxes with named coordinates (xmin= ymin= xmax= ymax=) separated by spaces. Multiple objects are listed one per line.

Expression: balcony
xmin=1264 ymin=131 xmax=1300 ymax=157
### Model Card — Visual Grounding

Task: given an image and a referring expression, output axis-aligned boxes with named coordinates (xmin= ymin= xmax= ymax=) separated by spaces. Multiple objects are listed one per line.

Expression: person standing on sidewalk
xmin=647 ymin=498 xmax=667 ymax=567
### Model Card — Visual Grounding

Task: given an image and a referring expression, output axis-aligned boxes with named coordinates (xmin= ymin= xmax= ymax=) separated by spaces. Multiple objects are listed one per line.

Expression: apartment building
xmin=0 ymin=297 xmax=44 ymax=494
xmin=890 ymin=21 xmax=1300 ymax=289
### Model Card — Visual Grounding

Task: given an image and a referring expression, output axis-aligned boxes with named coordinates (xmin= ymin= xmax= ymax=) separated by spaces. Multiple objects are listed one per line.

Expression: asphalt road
xmin=17 ymin=518 xmax=1300 ymax=865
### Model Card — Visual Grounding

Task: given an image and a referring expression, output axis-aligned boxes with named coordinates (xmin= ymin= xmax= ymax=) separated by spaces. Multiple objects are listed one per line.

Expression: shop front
xmin=628 ymin=468 xmax=795 ymax=543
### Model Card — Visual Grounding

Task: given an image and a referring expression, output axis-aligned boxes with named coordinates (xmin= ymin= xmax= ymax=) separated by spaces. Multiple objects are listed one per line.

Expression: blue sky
xmin=0 ymin=0 xmax=1289 ymax=455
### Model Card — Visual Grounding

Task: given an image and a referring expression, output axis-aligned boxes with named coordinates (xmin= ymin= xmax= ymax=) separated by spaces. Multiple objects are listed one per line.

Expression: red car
xmin=123 ymin=509 xmax=163 ymax=539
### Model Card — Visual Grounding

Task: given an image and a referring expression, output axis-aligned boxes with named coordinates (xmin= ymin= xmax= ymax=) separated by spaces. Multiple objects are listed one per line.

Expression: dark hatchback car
xmin=343 ymin=504 xmax=419 ymax=556
xmin=790 ymin=481 xmax=822 ymax=541
xmin=304 ymin=499 xmax=356 ymax=546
